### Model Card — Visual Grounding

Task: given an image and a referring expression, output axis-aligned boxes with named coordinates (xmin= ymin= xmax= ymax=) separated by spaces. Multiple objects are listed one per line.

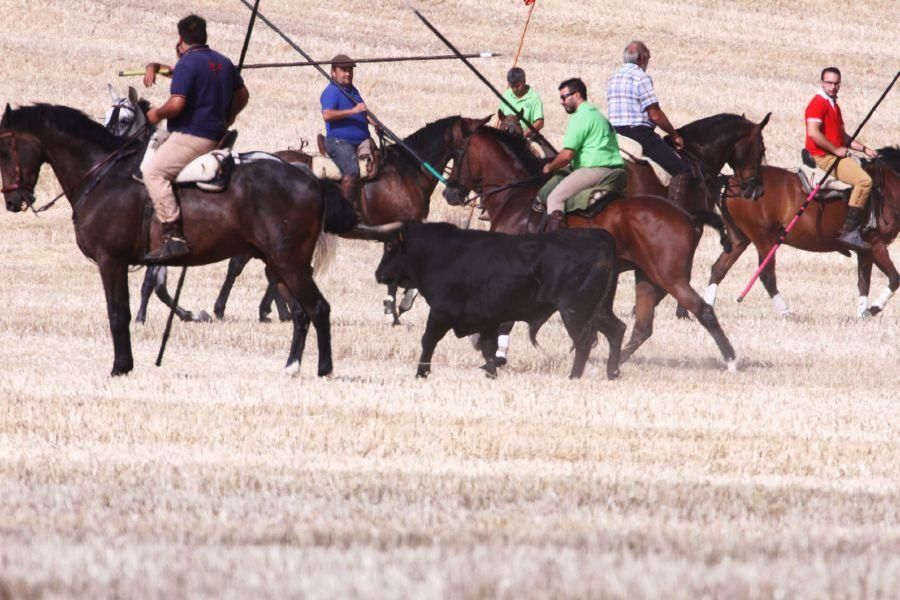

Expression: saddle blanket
xmin=617 ymin=134 xmax=672 ymax=187
xmin=537 ymin=168 xmax=628 ymax=213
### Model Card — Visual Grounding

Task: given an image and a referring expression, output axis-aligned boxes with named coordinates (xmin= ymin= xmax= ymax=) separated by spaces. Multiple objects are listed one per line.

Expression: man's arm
xmin=322 ymin=104 xmax=366 ymax=122
xmin=147 ymin=95 xmax=186 ymax=125
xmin=525 ymin=118 xmax=544 ymax=138
xmin=542 ymin=148 xmax=575 ymax=174
xmin=842 ymin=130 xmax=879 ymax=158
xmin=646 ymin=103 xmax=684 ymax=148
xmin=807 ymin=120 xmax=847 ymax=157
xmin=143 ymin=62 xmax=173 ymax=88
xmin=226 ymin=86 xmax=249 ymax=126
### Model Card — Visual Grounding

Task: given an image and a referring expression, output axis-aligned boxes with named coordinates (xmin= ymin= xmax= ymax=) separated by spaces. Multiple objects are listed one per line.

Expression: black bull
xmin=372 ymin=221 xmax=626 ymax=379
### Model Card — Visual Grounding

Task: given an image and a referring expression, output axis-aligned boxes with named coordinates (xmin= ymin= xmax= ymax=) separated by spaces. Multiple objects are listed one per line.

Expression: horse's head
xmin=726 ymin=112 xmax=770 ymax=201
xmin=443 ymin=136 xmax=477 ymax=206
xmin=0 ymin=104 xmax=43 ymax=212
xmin=103 ymin=85 xmax=150 ymax=138
xmin=449 ymin=114 xmax=491 ymax=149
xmin=498 ymin=113 xmax=524 ymax=137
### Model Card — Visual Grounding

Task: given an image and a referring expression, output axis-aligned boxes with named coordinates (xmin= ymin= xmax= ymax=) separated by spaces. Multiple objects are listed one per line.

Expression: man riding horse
xmin=805 ymin=66 xmax=880 ymax=251
xmin=142 ymin=14 xmax=249 ymax=262
xmin=533 ymin=78 xmax=625 ymax=232
xmin=498 ymin=67 xmax=545 ymax=141
xmin=607 ymin=41 xmax=692 ymax=207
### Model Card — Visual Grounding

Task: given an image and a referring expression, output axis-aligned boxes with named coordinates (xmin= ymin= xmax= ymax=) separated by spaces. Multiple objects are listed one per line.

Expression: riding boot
xmin=666 ymin=172 xmax=691 ymax=208
xmin=340 ymin=175 xmax=362 ymax=216
xmin=526 ymin=200 xmax=546 ymax=234
xmin=144 ymin=219 xmax=191 ymax=263
xmin=544 ymin=210 xmax=568 ymax=233
xmin=836 ymin=206 xmax=871 ymax=251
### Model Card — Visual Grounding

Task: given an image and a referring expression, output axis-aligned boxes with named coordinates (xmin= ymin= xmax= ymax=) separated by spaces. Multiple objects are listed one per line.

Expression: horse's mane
xmin=473 ymin=125 xmax=544 ymax=175
xmin=872 ymin=146 xmax=900 ymax=175
xmin=136 ymin=98 xmax=151 ymax=114
xmin=677 ymin=113 xmax=749 ymax=143
xmin=393 ymin=115 xmax=462 ymax=160
xmin=4 ymin=104 xmax=125 ymax=151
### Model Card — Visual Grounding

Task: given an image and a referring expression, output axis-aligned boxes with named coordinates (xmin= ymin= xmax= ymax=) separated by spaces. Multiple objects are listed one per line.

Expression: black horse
xmin=0 ymin=103 xmax=357 ymax=376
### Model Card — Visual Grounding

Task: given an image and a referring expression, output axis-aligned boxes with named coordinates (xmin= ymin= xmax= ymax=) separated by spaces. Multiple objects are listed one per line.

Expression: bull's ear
xmin=759 ymin=112 xmax=772 ymax=130
xmin=128 ymin=86 xmax=138 ymax=103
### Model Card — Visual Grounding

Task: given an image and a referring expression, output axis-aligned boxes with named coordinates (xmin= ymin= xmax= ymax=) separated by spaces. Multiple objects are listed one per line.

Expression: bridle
xmin=0 ymin=130 xmax=30 ymax=195
xmin=445 ymin=139 xmax=548 ymax=207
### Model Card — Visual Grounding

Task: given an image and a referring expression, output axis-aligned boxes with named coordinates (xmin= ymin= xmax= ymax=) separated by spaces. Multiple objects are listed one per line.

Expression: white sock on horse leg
xmin=704 ymin=283 xmax=718 ymax=306
xmin=771 ymin=293 xmax=791 ymax=317
xmin=874 ymin=287 xmax=894 ymax=310
xmin=496 ymin=334 xmax=510 ymax=358
xmin=857 ymin=295 xmax=870 ymax=317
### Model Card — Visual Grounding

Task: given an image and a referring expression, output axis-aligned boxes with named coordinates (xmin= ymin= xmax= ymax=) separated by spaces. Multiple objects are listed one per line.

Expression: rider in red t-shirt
xmin=805 ymin=67 xmax=879 ymax=250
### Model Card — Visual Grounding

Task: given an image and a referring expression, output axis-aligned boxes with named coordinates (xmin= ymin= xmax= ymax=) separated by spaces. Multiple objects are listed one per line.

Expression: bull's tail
xmin=688 ymin=209 xmax=732 ymax=253
xmin=322 ymin=179 xmax=358 ymax=234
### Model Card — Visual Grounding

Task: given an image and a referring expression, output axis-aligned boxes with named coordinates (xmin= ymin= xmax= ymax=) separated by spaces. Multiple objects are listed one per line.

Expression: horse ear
xmin=759 ymin=112 xmax=772 ymax=130
xmin=2 ymin=103 xmax=10 ymax=126
xmin=107 ymin=83 xmax=117 ymax=102
xmin=128 ymin=86 xmax=138 ymax=103
xmin=479 ymin=114 xmax=491 ymax=126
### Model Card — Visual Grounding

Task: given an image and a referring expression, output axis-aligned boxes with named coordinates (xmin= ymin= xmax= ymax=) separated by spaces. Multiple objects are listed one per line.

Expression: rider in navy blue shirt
xmin=320 ymin=54 xmax=375 ymax=209
xmin=140 ymin=14 xmax=249 ymax=262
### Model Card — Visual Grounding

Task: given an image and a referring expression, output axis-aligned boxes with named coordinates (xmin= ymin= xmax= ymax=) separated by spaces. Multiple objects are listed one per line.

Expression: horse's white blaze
xmin=283 ymin=361 xmax=300 ymax=377
xmin=874 ymin=287 xmax=894 ymax=310
xmin=726 ymin=358 xmax=738 ymax=373
xmin=704 ymin=283 xmax=718 ymax=306
xmin=771 ymin=293 xmax=791 ymax=317
xmin=857 ymin=295 xmax=870 ymax=318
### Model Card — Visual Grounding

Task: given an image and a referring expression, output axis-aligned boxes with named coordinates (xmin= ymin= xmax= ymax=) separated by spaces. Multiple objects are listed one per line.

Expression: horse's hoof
xmin=110 ymin=365 xmax=132 ymax=377
xmin=607 ymin=369 xmax=620 ymax=380
xmin=480 ymin=363 xmax=497 ymax=379
xmin=494 ymin=355 xmax=507 ymax=367
xmin=726 ymin=358 xmax=738 ymax=373
xmin=317 ymin=363 xmax=333 ymax=377
xmin=259 ymin=315 xmax=272 ymax=323
xmin=283 ymin=361 xmax=300 ymax=378
xmin=866 ymin=307 xmax=881 ymax=317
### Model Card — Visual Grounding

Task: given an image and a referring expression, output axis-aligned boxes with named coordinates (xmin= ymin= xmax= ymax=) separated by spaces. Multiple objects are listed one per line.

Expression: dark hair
xmin=507 ymin=67 xmax=526 ymax=85
xmin=178 ymin=15 xmax=207 ymax=45
xmin=821 ymin=67 xmax=841 ymax=81
xmin=559 ymin=78 xmax=587 ymax=100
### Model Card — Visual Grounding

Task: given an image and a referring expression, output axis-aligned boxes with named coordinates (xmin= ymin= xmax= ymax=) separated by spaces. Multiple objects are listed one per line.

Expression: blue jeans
xmin=324 ymin=137 xmax=362 ymax=177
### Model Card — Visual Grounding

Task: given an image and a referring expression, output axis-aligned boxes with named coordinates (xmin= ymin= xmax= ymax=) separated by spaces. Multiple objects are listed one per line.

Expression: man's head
xmin=623 ymin=40 xmax=651 ymax=71
xmin=558 ymin=78 xmax=587 ymax=114
xmin=177 ymin=15 xmax=207 ymax=55
xmin=507 ymin=67 xmax=527 ymax=97
xmin=820 ymin=67 xmax=842 ymax=99
xmin=331 ymin=53 xmax=357 ymax=87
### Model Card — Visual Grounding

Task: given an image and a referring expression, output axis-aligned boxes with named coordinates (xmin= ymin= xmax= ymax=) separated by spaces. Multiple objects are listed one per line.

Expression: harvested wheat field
xmin=1 ymin=0 xmax=899 ymax=597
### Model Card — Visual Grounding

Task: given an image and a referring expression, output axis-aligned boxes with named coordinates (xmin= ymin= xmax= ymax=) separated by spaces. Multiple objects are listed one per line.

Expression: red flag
xmin=524 ymin=0 xmax=536 ymax=5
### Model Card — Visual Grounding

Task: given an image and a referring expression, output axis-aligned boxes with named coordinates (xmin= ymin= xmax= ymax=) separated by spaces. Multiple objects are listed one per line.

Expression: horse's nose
xmin=442 ymin=186 xmax=460 ymax=204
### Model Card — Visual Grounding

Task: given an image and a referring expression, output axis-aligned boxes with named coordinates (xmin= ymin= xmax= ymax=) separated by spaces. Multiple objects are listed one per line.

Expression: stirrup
xmin=144 ymin=236 xmax=190 ymax=263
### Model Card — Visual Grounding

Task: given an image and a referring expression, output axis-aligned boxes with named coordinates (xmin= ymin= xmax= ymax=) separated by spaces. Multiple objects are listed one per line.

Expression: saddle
xmin=311 ymin=134 xmax=380 ymax=181
xmin=135 ymin=129 xmax=241 ymax=192
xmin=796 ymin=148 xmax=852 ymax=201
xmin=537 ymin=168 xmax=628 ymax=216
xmin=617 ymin=134 xmax=672 ymax=186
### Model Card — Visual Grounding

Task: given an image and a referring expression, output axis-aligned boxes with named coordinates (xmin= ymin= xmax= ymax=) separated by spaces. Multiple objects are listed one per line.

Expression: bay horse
xmin=442 ymin=126 xmax=766 ymax=369
xmin=705 ymin=148 xmax=900 ymax=317
xmin=139 ymin=115 xmax=489 ymax=324
xmin=0 ymin=103 xmax=357 ymax=376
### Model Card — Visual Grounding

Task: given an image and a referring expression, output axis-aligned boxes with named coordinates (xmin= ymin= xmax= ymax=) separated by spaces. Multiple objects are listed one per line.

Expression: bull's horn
xmin=340 ymin=221 xmax=404 ymax=241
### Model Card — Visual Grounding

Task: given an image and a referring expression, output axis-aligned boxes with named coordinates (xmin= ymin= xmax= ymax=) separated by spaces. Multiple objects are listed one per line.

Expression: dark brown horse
xmin=442 ymin=126 xmax=760 ymax=370
xmin=706 ymin=148 xmax=900 ymax=317
xmin=0 ymin=103 xmax=357 ymax=376
xmin=174 ymin=115 xmax=489 ymax=324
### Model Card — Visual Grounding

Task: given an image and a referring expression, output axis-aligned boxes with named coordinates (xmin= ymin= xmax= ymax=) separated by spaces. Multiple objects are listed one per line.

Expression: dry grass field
xmin=1 ymin=0 xmax=899 ymax=597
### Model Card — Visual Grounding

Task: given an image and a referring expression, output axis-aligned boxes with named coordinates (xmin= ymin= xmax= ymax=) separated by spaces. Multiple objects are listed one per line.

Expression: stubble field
xmin=1 ymin=1 xmax=899 ymax=597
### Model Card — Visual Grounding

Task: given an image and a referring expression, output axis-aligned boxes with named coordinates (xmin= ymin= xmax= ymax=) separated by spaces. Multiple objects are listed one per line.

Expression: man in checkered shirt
xmin=607 ymin=41 xmax=692 ymax=207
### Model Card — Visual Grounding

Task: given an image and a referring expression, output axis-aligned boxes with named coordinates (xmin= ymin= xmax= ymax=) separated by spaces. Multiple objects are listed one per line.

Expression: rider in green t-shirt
xmin=498 ymin=67 xmax=544 ymax=140
xmin=534 ymin=77 xmax=625 ymax=232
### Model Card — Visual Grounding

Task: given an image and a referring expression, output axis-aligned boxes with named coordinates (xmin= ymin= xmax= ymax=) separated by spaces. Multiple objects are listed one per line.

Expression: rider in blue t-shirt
xmin=320 ymin=54 xmax=376 ymax=209
xmin=141 ymin=14 xmax=249 ymax=262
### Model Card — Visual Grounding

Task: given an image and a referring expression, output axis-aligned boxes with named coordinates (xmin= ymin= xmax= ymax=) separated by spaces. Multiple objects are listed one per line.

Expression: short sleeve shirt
xmin=168 ymin=46 xmax=244 ymax=141
xmin=804 ymin=91 xmax=844 ymax=157
xmin=606 ymin=63 xmax=659 ymax=128
xmin=498 ymin=86 xmax=544 ymax=129
xmin=320 ymin=83 xmax=369 ymax=144
xmin=562 ymin=102 xmax=624 ymax=169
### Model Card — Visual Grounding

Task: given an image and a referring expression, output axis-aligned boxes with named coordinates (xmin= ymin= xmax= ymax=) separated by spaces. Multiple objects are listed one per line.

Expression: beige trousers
xmin=814 ymin=154 xmax=873 ymax=208
xmin=546 ymin=166 xmax=615 ymax=213
xmin=144 ymin=132 xmax=217 ymax=223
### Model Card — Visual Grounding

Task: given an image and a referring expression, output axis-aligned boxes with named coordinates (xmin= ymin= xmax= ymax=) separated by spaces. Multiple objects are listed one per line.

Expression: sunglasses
xmin=559 ymin=91 xmax=576 ymax=101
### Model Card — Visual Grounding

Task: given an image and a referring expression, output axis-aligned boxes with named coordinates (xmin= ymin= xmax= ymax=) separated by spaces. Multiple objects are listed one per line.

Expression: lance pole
xmin=156 ymin=0 xmax=261 ymax=367
xmin=415 ymin=10 xmax=557 ymax=155
xmin=237 ymin=0 xmax=447 ymax=183
xmin=736 ymin=69 xmax=899 ymax=303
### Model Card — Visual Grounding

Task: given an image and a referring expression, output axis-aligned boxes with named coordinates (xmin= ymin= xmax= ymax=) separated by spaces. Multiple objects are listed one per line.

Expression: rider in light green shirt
xmin=498 ymin=67 xmax=544 ymax=140
xmin=533 ymin=77 xmax=626 ymax=232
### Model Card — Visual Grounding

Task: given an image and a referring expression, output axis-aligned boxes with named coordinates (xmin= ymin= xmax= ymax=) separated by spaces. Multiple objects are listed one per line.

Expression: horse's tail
xmin=321 ymin=179 xmax=358 ymax=234
xmin=313 ymin=230 xmax=337 ymax=278
xmin=688 ymin=209 xmax=733 ymax=253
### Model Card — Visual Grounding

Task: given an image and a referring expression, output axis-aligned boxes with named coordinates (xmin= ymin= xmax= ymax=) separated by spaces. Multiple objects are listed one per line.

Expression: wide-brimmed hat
xmin=330 ymin=53 xmax=357 ymax=68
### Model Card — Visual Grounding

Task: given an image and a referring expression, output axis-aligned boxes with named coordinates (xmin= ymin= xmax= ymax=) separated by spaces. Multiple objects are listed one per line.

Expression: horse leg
xmin=135 ymin=266 xmax=159 ymax=324
xmin=150 ymin=266 xmax=207 ymax=322
xmin=214 ymin=255 xmax=252 ymax=320
xmin=754 ymin=239 xmax=791 ymax=317
xmin=478 ymin=325 xmax=500 ymax=379
xmin=268 ymin=267 xmax=312 ymax=377
xmin=668 ymin=280 xmax=737 ymax=371
xmin=495 ymin=321 xmax=515 ymax=366
xmin=398 ymin=288 xmax=419 ymax=315
xmin=270 ymin=268 xmax=292 ymax=322
xmin=856 ymin=250 xmax=874 ymax=317
xmin=705 ymin=237 xmax=750 ymax=306
xmin=417 ymin=310 xmax=451 ymax=378
xmin=867 ymin=242 xmax=900 ymax=316
xmin=620 ymin=272 xmax=666 ymax=363
xmin=99 ymin=258 xmax=134 ymax=376
xmin=273 ymin=265 xmax=335 ymax=377
xmin=384 ymin=283 xmax=401 ymax=326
